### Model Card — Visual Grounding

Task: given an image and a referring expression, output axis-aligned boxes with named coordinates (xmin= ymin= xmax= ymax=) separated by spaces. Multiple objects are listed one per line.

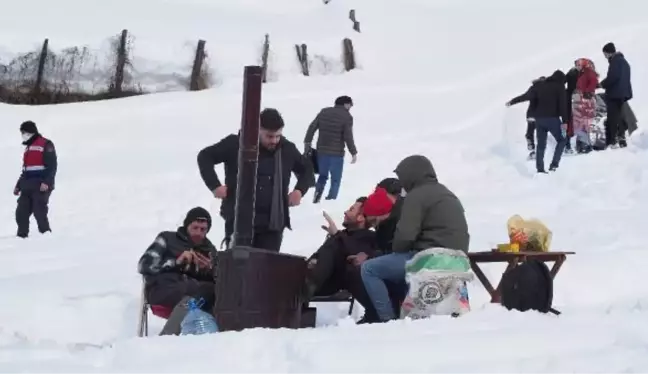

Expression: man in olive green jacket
xmin=360 ymin=154 xmax=470 ymax=322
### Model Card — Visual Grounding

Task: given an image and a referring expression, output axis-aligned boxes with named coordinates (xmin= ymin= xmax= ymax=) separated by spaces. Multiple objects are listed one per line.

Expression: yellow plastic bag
xmin=506 ymin=214 xmax=552 ymax=252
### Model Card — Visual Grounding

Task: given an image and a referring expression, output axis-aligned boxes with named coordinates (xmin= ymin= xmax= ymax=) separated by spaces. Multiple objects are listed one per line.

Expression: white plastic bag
xmin=400 ymin=248 xmax=474 ymax=319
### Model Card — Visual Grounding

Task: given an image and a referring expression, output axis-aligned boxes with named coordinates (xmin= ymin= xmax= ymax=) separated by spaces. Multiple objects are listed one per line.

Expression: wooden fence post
xmin=190 ymin=39 xmax=207 ymax=91
xmin=113 ymin=29 xmax=128 ymax=93
xmin=349 ymin=10 xmax=361 ymax=32
xmin=261 ymin=34 xmax=270 ymax=83
xmin=343 ymin=38 xmax=356 ymax=71
xmin=295 ymin=43 xmax=309 ymax=76
xmin=33 ymin=38 xmax=49 ymax=97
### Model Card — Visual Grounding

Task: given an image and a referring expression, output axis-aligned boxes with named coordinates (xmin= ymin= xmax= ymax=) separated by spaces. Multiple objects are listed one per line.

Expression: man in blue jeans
xmin=535 ymin=118 xmax=567 ymax=173
xmin=304 ymin=96 xmax=358 ymax=203
xmin=361 ymin=155 xmax=470 ymax=322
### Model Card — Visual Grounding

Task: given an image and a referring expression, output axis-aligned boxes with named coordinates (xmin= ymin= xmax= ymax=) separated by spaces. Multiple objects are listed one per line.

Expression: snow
xmin=1 ymin=0 xmax=648 ymax=371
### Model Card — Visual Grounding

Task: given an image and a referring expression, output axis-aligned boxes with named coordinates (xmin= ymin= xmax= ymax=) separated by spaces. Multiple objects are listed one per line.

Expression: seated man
xmin=367 ymin=178 xmax=404 ymax=253
xmin=361 ymin=155 xmax=470 ymax=323
xmin=138 ymin=207 xmax=217 ymax=312
xmin=304 ymin=198 xmax=379 ymax=319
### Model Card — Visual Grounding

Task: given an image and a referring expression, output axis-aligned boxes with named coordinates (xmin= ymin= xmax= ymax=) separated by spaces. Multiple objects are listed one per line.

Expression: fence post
xmin=295 ymin=43 xmax=309 ymax=76
xmin=113 ymin=29 xmax=128 ymax=93
xmin=343 ymin=38 xmax=356 ymax=71
xmin=261 ymin=34 xmax=270 ymax=83
xmin=33 ymin=38 xmax=49 ymax=97
xmin=349 ymin=10 xmax=361 ymax=32
xmin=190 ymin=39 xmax=207 ymax=91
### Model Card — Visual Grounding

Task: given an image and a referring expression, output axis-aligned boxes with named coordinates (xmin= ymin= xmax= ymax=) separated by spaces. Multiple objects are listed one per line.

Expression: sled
xmin=137 ymin=279 xmax=173 ymax=337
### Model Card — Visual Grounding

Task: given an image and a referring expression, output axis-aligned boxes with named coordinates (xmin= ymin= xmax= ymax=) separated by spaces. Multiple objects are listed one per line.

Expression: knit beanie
xmin=602 ymin=42 xmax=616 ymax=54
xmin=363 ymin=187 xmax=394 ymax=217
xmin=376 ymin=178 xmax=402 ymax=196
xmin=183 ymin=207 xmax=212 ymax=231
xmin=20 ymin=121 xmax=38 ymax=134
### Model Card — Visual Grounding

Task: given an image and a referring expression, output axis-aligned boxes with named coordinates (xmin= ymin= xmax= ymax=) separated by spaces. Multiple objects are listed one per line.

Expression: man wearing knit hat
xmin=600 ymin=42 xmax=633 ymax=148
xmin=361 ymin=155 xmax=469 ymax=322
xmin=138 ymin=207 xmax=217 ymax=317
xmin=14 ymin=120 xmax=58 ymax=238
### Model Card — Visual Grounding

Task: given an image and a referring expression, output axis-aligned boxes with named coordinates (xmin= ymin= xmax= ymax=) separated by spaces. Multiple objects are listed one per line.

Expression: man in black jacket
xmin=138 ymin=207 xmax=217 ymax=311
xmin=600 ymin=42 xmax=633 ymax=148
xmin=197 ymin=108 xmax=315 ymax=252
xmin=507 ymin=70 xmax=568 ymax=173
xmin=14 ymin=121 xmax=57 ymax=238
xmin=506 ymin=76 xmax=545 ymax=158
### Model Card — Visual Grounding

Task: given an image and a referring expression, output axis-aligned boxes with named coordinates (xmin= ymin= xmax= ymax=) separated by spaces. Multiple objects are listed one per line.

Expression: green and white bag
xmin=401 ymin=248 xmax=474 ymax=319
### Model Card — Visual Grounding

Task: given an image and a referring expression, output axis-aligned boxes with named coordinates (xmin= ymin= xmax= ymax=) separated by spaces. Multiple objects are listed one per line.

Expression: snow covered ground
xmin=1 ymin=0 xmax=648 ymax=372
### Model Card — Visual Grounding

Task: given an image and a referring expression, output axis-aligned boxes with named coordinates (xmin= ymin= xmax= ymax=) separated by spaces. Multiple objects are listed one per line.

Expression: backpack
xmin=500 ymin=259 xmax=560 ymax=315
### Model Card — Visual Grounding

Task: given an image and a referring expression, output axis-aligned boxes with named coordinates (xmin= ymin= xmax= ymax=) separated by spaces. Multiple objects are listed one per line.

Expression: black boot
xmin=313 ymin=189 xmax=323 ymax=204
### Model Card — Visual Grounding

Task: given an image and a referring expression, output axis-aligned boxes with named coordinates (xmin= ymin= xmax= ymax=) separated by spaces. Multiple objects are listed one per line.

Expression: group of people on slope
xmin=137 ymin=100 xmax=470 ymax=328
xmin=506 ymin=42 xmax=634 ymax=174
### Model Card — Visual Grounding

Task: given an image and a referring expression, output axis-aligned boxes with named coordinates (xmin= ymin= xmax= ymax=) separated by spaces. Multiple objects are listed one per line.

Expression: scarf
xmin=268 ymin=148 xmax=285 ymax=231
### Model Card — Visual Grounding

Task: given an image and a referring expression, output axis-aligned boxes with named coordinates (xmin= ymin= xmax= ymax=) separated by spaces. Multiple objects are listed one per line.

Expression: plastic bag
xmin=507 ymin=214 xmax=552 ymax=252
xmin=400 ymin=248 xmax=474 ymax=319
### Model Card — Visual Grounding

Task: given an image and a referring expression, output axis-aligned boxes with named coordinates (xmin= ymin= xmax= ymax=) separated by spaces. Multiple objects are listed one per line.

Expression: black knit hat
xmin=20 ymin=121 xmax=38 ymax=134
xmin=376 ymin=177 xmax=402 ymax=196
xmin=602 ymin=42 xmax=616 ymax=54
xmin=183 ymin=207 xmax=212 ymax=231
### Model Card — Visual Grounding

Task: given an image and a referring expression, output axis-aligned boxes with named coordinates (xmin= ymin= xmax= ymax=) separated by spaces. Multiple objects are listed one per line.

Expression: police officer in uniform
xmin=14 ymin=121 xmax=58 ymax=238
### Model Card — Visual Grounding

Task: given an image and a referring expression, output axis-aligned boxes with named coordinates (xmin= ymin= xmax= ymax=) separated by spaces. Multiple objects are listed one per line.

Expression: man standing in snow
xmin=304 ymin=95 xmax=358 ymax=203
xmin=506 ymin=76 xmax=546 ymax=159
xmin=14 ymin=121 xmax=57 ymax=238
xmin=361 ymin=155 xmax=469 ymax=322
xmin=197 ymin=108 xmax=315 ymax=252
xmin=600 ymin=42 xmax=633 ymax=148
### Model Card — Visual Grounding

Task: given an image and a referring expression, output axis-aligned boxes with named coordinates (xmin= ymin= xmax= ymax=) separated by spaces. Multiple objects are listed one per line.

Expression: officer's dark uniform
xmin=14 ymin=121 xmax=58 ymax=238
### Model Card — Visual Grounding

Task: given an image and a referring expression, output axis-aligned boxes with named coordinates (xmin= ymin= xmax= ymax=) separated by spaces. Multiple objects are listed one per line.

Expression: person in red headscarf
xmin=571 ymin=58 xmax=599 ymax=153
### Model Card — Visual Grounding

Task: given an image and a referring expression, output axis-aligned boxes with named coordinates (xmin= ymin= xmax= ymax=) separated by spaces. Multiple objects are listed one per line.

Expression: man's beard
xmin=342 ymin=221 xmax=361 ymax=230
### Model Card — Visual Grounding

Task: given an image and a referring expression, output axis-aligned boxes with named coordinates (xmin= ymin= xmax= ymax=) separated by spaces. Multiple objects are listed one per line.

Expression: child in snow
xmin=571 ymin=58 xmax=599 ymax=153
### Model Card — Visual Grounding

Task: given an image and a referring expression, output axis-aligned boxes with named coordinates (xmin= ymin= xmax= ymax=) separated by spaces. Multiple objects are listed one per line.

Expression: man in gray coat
xmin=304 ymin=95 xmax=358 ymax=203
xmin=360 ymin=154 xmax=470 ymax=322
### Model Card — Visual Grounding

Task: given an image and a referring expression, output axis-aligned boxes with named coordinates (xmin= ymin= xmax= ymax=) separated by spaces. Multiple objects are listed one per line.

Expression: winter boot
xmin=313 ymin=188 xmax=323 ymax=204
xmin=618 ymin=136 xmax=628 ymax=148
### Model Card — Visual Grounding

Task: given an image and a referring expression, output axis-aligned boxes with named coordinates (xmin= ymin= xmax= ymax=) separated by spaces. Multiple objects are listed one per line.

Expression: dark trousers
xmin=525 ymin=120 xmax=535 ymax=145
xmin=224 ymin=219 xmax=284 ymax=252
xmin=315 ymin=154 xmax=344 ymax=200
xmin=605 ymin=98 xmax=626 ymax=145
xmin=535 ymin=117 xmax=566 ymax=172
xmin=310 ymin=244 xmax=404 ymax=319
xmin=145 ymin=273 xmax=214 ymax=311
xmin=16 ymin=180 xmax=51 ymax=236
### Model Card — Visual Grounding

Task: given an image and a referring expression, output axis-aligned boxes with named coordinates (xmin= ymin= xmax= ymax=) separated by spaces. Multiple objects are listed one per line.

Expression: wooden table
xmin=468 ymin=251 xmax=575 ymax=303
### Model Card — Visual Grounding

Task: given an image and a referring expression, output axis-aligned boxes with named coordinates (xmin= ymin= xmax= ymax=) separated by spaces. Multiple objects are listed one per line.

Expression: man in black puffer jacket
xmin=506 ymin=76 xmax=546 ymax=154
xmin=138 ymin=207 xmax=217 ymax=311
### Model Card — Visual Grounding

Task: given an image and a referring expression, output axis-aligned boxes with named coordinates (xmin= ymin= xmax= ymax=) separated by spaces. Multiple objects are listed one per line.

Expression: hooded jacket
xmin=391 ymin=155 xmax=470 ymax=253
xmin=510 ymin=70 xmax=568 ymax=123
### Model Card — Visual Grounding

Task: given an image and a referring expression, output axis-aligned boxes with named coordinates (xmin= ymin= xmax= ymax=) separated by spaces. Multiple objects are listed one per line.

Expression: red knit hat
xmin=363 ymin=187 xmax=394 ymax=217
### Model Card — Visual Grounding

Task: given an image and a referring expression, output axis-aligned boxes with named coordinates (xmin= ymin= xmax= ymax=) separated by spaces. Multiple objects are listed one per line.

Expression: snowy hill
xmin=1 ymin=0 xmax=648 ymax=371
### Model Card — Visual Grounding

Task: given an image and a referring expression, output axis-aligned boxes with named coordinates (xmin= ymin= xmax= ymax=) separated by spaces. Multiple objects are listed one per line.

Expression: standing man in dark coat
xmin=506 ymin=76 xmax=546 ymax=158
xmin=600 ymin=42 xmax=633 ymax=148
xmin=14 ymin=121 xmax=57 ymax=238
xmin=197 ymin=108 xmax=315 ymax=252
xmin=304 ymin=95 xmax=358 ymax=203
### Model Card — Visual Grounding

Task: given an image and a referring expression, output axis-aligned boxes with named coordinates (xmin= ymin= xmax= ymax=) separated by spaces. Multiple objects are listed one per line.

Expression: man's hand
xmin=307 ymin=258 xmax=317 ymax=270
xmin=13 ymin=188 xmax=20 ymax=196
xmin=347 ymin=252 xmax=369 ymax=266
xmin=213 ymin=186 xmax=227 ymax=199
xmin=351 ymin=154 xmax=357 ymax=164
xmin=193 ymin=251 xmax=212 ymax=270
xmin=321 ymin=211 xmax=338 ymax=236
xmin=39 ymin=183 xmax=49 ymax=192
xmin=288 ymin=190 xmax=302 ymax=207
xmin=505 ymin=101 xmax=512 ymax=107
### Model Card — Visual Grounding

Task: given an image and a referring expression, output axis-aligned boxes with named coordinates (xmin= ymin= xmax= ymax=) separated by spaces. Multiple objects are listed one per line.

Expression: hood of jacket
xmin=394 ymin=155 xmax=437 ymax=192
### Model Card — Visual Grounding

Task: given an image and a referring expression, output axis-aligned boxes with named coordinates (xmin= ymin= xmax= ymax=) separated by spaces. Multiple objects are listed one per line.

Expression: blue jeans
xmin=361 ymin=251 xmax=416 ymax=321
xmin=316 ymin=154 xmax=344 ymax=200
xmin=535 ymin=117 xmax=566 ymax=172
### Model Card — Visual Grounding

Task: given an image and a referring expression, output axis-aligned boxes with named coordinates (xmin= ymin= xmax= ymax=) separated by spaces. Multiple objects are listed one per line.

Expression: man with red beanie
xmin=361 ymin=155 xmax=469 ymax=323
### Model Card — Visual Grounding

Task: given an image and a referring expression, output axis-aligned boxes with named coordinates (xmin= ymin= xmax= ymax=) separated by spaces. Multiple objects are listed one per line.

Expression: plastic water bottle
xmin=180 ymin=298 xmax=219 ymax=336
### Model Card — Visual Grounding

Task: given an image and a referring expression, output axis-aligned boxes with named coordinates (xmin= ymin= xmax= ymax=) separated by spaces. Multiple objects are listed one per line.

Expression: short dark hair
xmin=376 ymin=178 xmax=402 ymax=196
xmin=356 ymin=196 xmax=367 ymax=204
xmin=260 ymin=108 xmax=285 ymax=131
xmin=334 ymin=96 xmax=353 ymax=106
